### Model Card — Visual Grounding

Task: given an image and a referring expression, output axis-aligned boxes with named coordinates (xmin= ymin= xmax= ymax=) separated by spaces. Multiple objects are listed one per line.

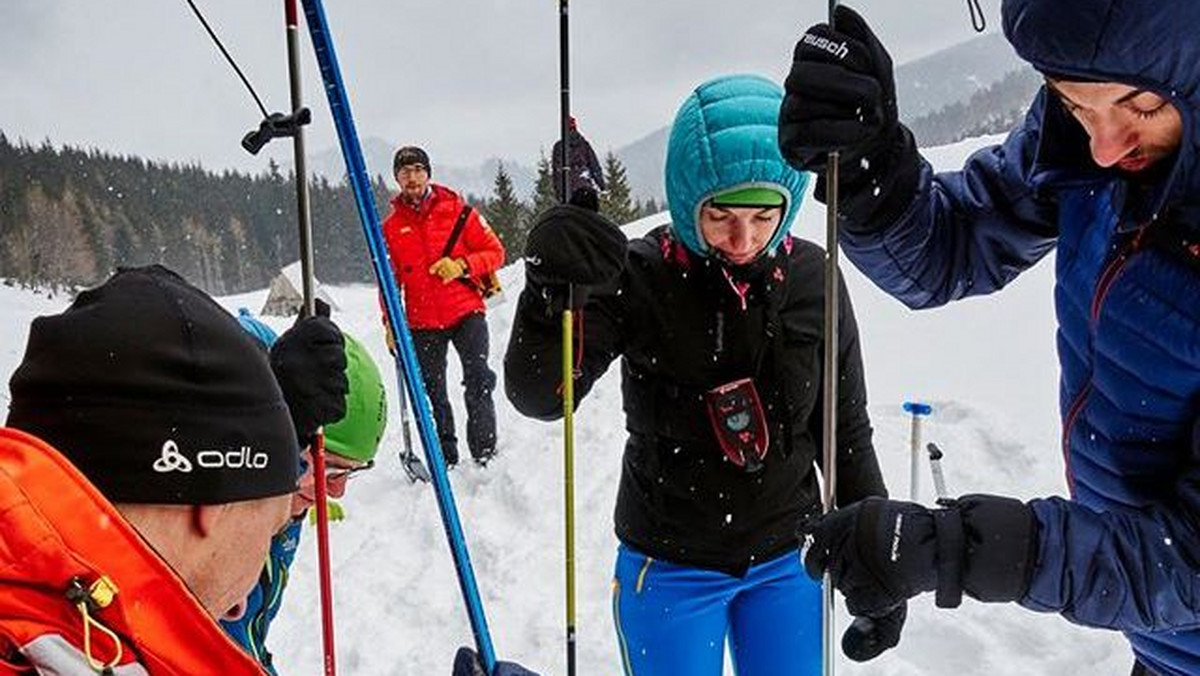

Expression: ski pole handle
xmin=927 ymin=442 xmax=952 ymax=505
xmin=902 ymin=402 xmax=933 ymax=501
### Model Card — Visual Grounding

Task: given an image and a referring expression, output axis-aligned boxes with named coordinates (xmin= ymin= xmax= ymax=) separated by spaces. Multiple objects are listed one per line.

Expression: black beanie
xmin=393 ymin=145 xmax=431 ymax=176
xmin=6 ymin=265 xmax=300 ymax=505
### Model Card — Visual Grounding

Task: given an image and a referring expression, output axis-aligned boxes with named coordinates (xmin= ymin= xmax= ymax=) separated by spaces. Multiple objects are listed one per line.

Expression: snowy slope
xmin=0 ymin=135 xmax=1132 ymax=675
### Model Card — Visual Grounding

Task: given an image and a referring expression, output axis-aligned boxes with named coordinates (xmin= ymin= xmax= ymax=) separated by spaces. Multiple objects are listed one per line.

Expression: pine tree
xmin=482 ymin=162 xmax=528 ymax=261
xmin=639 ymin=197 xmax=662 ymax=219
xmin=531 ymin=151 xmax=557 ymax=216
xmin=599 ymin=151 xmax=637 ymax=225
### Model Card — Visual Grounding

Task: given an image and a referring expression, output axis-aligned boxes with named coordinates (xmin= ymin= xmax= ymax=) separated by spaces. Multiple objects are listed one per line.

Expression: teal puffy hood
xmin=665 ymin=74 xmax=811 ymax=258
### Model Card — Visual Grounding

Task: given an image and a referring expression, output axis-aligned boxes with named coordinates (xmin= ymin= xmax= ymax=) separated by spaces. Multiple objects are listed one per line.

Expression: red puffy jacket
xmin=0 ymin=427 xmax=267 ymax=675
xmin=382 ymin=184 xmax=506 ymax=330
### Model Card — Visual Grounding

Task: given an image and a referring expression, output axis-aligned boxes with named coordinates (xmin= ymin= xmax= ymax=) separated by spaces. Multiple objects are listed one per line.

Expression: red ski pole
xmin=284 ymin=0 xmax=337 ymax=673
xmin=310 ymin=429 xmax=338 ymax=676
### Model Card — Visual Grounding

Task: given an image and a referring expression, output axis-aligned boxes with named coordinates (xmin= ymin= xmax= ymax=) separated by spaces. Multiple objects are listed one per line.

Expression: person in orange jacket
xmin=0 ymin=265 xmax=346 ymax=675
xmin=382 ymin=146 xmax=505 ymax=467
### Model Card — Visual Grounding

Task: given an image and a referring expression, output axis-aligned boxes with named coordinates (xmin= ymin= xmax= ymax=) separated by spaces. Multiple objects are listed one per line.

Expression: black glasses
xmin=324 ymin=459 xmax=374 ymax=481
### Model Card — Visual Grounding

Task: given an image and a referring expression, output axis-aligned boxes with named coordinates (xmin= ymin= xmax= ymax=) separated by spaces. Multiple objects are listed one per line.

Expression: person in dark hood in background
xmin=551 ymin=116 xmax=608 ymax=210
xmin=780 ymin=2 xmax=1200 ymax=674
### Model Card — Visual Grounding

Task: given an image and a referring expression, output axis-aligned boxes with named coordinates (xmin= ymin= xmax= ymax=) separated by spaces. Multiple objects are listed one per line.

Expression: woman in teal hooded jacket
xmin=505 ymin=74 xmax=893 ymax=674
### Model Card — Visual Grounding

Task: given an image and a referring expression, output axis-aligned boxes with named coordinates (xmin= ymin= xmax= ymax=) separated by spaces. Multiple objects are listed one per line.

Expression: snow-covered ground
xmin=0 ymin=135 xmax=1133 ymax=675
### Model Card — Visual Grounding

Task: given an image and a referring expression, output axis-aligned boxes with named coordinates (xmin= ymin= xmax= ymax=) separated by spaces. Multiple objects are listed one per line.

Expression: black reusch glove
xmin=842 ymin=602 xmax=906 ymax=662
xmin=270 ymin=302 xmax=348 ymax=442
xmin=779 ymin=5 xmax=920 ymax=227
xmin=524 ymin=204 xmax=627 ymax=310
xmin=780 ymin=5 xmax=897 ymax=178
xmin=800 ymin=495 xmax=1038 ymax=618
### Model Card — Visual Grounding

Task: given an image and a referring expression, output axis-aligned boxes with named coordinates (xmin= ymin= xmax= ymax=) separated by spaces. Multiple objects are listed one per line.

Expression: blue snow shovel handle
xmin=297 ymin=0 xmax=497 ymax=671
xmin=903 ymin=402 xmax=933 ymax=417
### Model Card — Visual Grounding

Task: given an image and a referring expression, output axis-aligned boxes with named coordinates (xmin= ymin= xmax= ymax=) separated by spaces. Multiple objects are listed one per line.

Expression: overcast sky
xmin=1 ymin=0 xmax=1002 ymax=175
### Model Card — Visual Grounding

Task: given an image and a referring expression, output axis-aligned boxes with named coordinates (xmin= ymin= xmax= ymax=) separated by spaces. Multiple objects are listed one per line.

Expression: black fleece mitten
xmin=270 ymin=305 xmax=348 ymax=442
xmin=524 ymin=204 xmax=627 ymax=310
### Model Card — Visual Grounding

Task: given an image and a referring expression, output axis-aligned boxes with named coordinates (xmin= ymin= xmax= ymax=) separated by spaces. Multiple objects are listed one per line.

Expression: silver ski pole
xmin=902 ymin=402 xmax=933 ymax=501
xmin=821 ymin=2 xmax=841 ymax=675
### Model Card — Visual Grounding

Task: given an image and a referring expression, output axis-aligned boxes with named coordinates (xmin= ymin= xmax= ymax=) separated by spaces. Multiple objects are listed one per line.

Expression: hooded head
xmin=1003 ymin=0 xmax=1200 ymax=216
xmin=664 ymin=74 xmax=810 ymax=259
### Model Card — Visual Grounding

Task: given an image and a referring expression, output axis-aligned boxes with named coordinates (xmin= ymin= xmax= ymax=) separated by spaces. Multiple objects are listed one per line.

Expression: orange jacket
xmin=381 ymin=184 xmax=506 ymax=330
xmin=0 ymin=427 xmax=267 ymax=675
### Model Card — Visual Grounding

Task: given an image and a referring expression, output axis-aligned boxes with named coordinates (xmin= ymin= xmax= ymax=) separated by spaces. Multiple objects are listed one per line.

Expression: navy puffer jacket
xmin=835 ymin=0 xmax=1200 ymax=673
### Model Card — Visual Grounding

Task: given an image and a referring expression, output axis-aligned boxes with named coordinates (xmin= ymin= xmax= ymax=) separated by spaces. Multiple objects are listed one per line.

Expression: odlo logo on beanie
xmin=153 ymin=439 xmax=271 ymax=474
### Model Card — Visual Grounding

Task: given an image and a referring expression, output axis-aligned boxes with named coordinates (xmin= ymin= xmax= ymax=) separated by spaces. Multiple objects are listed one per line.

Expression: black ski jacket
xmin=505 ymin=226 xmax=886 ymax=575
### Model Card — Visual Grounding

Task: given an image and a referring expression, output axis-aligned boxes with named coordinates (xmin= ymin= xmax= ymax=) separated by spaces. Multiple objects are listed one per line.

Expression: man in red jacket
xmin=383 ymin=146 xmax=505 ymax=466
xmin=0 ymin=265 xmax=345 ymax=675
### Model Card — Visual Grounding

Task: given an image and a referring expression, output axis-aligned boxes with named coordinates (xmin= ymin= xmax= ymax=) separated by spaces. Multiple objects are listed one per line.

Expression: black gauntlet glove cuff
xmin=815 ymin=125 xmax=921 ymax=235
xmin=800 ymin=493 xmax=1037 ymax=619
xmin=958 ymin=494 xmax=1039 ymax=603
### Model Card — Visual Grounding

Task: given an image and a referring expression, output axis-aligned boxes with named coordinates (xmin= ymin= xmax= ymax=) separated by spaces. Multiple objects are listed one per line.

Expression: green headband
xmin=709 ymin=186 xmax=786 ymax=208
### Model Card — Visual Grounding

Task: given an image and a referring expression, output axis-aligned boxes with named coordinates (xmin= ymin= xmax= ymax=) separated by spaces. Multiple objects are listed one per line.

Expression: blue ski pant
xmin=611 ymin=544 xmax=822 ymax=676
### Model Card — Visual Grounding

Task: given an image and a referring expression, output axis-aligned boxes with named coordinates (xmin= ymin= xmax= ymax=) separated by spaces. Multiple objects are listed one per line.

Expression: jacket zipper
xmin=1089 ymin=245 xmax=1134 ymax=322
xmin=1063 ymin=226 xmax=1148 ymax=495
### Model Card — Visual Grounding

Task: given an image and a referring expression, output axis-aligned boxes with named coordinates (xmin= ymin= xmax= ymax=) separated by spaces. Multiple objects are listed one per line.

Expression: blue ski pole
xmin=296 ymin=1 xmax=496 ymax=670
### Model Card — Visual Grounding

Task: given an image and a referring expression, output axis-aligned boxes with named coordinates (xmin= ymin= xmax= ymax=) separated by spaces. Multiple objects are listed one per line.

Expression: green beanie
xmin=709 ymin=186 xmax=786 ymax=208
xmin=324 ymin=334 xmax=387 ymax=463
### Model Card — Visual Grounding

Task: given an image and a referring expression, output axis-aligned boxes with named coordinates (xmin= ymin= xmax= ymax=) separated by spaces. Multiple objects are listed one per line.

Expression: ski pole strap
xmin=440 ymin=206 xmax=502 ymax=299
xmin=966 ymin=0 xmax=986 ymax=32
xmin=932 ymin=506 xmax=964 ymax=608
xmin=441 ymin=206 xmax=474 ymax=258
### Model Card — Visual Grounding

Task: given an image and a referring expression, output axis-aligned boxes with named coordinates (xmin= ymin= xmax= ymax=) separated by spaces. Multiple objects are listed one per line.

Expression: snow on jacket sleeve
xmin=1023 ymin=421 xmax=1200 ymax=633
xmin=504 ymin=280 xmax=624 ymax=422
xmin=839 ymin=92 xmax=1060 ymax=310
xmin=460 ymin=210 xmax=506 ymax=277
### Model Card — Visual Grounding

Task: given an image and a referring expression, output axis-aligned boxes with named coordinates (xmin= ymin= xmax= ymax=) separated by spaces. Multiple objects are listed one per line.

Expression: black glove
xmin=270 ymin=305 xmax=348 ymax=442
xmin=568 ymin=186 xmax=601 ymax=212
xmin=451 ymin=647 xmax=540 ymax=676
xmin=524 ymin=204 xmax=627 ymax=310
xmin=779 ymin=5 xmax=919 ymax=226
xmin=842 ymin=602 xmax=906 ymax=662
xmin=780 ymin=5 xmax=897 ymax=177
xmin=800 ymin=495 xmax=1038 ymax=618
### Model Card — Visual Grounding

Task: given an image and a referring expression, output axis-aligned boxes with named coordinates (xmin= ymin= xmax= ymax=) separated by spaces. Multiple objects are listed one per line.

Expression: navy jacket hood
xmin=1003 ymin=0 xmax=1200 ymax=220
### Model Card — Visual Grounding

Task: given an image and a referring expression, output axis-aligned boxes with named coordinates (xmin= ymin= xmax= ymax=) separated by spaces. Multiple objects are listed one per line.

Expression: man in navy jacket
xmin=782 ymin=2 xmax=1200 ymax=675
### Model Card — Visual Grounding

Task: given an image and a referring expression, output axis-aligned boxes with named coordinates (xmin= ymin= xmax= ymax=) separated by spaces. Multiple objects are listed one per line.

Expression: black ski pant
xmin=412 ymin=312 xmax=497 ymax=464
